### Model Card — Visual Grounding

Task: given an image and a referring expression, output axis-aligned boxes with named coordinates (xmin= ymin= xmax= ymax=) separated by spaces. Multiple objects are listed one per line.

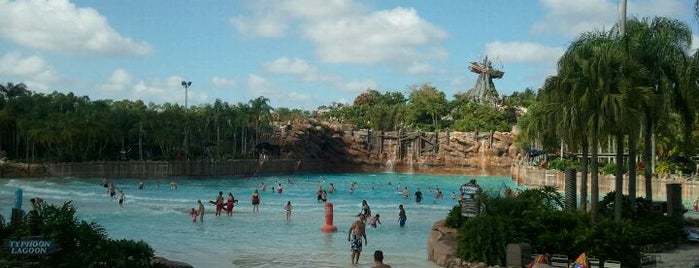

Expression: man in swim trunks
xmin=348 ymin=214 xmax=367 ymax=265
xmin=398 ymin=205 xmax=406 ymax=227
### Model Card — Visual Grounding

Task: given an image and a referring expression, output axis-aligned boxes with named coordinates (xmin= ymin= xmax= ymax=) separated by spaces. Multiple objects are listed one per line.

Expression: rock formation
xmin=269 ymin=119 xmax=518 ymax=175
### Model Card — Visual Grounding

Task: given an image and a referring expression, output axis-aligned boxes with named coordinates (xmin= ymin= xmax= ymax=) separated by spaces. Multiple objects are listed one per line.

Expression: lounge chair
xmin=604 ymin=260 xmax=621 ymax=268
xmin=550 ymin=254 xmax=568 ymax=268
xmin=588 ymin=257 xmax=601 ymax=268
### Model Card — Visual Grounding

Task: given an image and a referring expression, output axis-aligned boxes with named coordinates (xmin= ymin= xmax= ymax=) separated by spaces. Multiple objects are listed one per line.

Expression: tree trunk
xmin=628 ymin=131 xmax=637 ymax=214
xmin=591 ymin=119 xmax=600 ymax=224
xmin=643 ymin=114 xmax=653 ymax=201
xmin=614 ymin=134 xmax=624 ymax=221
xmin=580 ymin=139 xmax=589 ymax=211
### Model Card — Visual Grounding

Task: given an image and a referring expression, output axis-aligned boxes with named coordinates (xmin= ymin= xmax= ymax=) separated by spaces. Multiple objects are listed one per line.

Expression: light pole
xmin=181 ymin=81 xmax=191 ymax=109
xmin=181 ymin=81 xmax=191 ymax=161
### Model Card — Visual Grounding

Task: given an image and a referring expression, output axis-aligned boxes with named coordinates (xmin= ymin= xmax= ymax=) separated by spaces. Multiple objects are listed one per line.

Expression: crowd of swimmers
xmin=92 ymin=176 xmax=517 ymax=266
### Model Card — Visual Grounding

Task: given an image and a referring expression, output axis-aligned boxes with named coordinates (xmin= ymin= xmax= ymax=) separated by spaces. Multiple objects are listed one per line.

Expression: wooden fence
xmin=46 ymin=159 xmax=330 ymax=178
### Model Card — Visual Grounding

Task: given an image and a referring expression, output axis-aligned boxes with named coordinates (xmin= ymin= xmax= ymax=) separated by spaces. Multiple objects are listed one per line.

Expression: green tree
xmin=405 ymin=83 xmax=448 ymax=131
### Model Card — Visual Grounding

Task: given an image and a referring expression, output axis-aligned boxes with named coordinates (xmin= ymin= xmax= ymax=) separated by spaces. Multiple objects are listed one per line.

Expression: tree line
xmin=0 ymin=81 xmax=533 ymax=163
xmin=517 ymin=16 xmax=699 ymax=222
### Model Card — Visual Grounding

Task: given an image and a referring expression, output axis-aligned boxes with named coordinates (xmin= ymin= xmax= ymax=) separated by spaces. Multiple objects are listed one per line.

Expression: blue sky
xmin=0 ymin=0 xmax=696 ymax=110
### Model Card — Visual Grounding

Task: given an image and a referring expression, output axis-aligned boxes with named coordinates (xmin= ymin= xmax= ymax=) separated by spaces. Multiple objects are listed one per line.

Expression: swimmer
xmin=138 ymin=179 xmax=145 ymax=190
xmin=361 ymin=200 xmax=371 ymax=219
xmin=277 ymin=183 xmax=283 ymax=194
xmin=170 ymin=181 xmax=178 ymax=190
xmin=226 ymin=192 xmax=235 ymax=216
xmin=348 ymin=214 xmax=367 ymax=265
xmin=398 ymin=205 xmax=406 ymax=227
xmin=369 ymin=214 xmax=382 ymax=228
xmin=251 ymin=189 xmax=260 ymax=213
xmin=213 ymin=191 xmax=224 ymax=216
xmin=284 ymin=201 xmax=293 ymax=220
xmin=190 ymin=208 xmax=198 ymax=222
xmin=402 ymin=187 xmax=409 ymax=198
xmin=414 ymin=188 xmax=423 ymax=204
xmin=373 ymin=250 xmax=392 ymax=268
xmin=259 ymin=182 xmax=266 ymax=191
xmin=450 ymin=192 xmax=456 ymax=199
xmin=329 ymin=183 xmax=335 ymax=193
xmin=108 ymin=182 xmax=116 ymax=199
xmin=118 ymin=190 xmax=125 ymax=207
xmin=197 ymin=200 xmax=205 ymax=222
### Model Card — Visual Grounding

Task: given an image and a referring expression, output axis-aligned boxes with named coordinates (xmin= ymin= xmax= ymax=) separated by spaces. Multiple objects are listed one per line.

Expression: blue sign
xmin=6 ymin=237 xmax=56 ymax=255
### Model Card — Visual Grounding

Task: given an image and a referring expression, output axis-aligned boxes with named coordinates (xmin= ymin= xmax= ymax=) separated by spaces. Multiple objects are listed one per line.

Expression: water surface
xmin=0 ymin=173 xmax=516 ymax=268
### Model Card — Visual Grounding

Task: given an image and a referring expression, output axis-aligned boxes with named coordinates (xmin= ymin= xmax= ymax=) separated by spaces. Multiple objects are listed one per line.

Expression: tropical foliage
xmin=0 ymin=81 xmax=531 ymax=163
xmin=0 ymin=202 xmax=161 ymax=268
xmin=450 ymin=187 xmax=685 ymax=267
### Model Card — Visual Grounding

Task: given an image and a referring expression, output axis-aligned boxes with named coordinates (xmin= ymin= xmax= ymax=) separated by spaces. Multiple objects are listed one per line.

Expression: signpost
xmin=6 ymin=237 xmax=57 ymax=255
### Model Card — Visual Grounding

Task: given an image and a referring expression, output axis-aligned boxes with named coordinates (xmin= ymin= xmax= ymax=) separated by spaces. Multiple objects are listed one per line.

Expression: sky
xmin=0 ymin=0 xmax=697 ymax=111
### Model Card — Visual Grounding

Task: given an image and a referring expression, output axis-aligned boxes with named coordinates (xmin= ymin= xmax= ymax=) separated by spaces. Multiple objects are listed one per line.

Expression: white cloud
xmin=231 ymin=2 xmax=447 ymax=74
xmin=484 ymin=41 xmax=565 ymax=64
xmin=336 ymin=79 xmax=377 ymax=93
xmin=0 ymin=52 xmax=60 ymax=91
xmin=230 ymin=14 xmax=289 ymax=38
xmin=247 ymin=74 xmax=279 ymax=97
xmin=0 ymin=0 xmax=152 ymax=56
xmin=532 ymin=0 xmax=691 ymax=38
xmin=264 ymin=57 xmax=340 ymax=82
xmin=306 ymin=7 xmax=447 ymax=65
xmin=211 ymin=76 xmax=236 ymax=88
xmin=99 ymin=69 xmax=133 ymax=93
xmin=230 ymin=0 xmax=363 ymax=37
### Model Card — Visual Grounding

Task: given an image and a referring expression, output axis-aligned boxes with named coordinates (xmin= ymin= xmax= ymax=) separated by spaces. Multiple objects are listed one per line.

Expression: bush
xmin=450 ymin=186 xmax=686 ymax=267
xmin=547 ymin=158 xmax=580 ymax=172
xmin=0 ymin=201 xmax=156 ymax=267
xmin=445 ymin=205 xmax=464 ymax=228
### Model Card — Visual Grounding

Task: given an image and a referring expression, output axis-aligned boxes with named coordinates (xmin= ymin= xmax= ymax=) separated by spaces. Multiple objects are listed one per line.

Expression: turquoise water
xmin=0 ymin=173 xmax=516 ymax=268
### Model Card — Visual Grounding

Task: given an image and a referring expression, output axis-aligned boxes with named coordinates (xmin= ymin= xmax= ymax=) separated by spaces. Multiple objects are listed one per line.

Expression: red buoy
xmin=321 ymin=202 xmax=338 ymax=232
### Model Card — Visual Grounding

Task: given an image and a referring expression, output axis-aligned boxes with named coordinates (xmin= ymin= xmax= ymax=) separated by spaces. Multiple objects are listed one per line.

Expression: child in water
xmin=190 ymin=208 xmax=198 ymax=222
xmin=370 ymin=214 xmax=382 ymax=228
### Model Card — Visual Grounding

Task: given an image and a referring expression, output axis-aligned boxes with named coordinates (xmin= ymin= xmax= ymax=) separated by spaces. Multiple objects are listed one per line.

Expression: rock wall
xmin=271 ymin=119 xmax=518 ymax=175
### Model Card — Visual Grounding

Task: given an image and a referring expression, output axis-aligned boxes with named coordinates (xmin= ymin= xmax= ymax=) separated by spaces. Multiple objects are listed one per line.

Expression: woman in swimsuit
xmin=226 ymin=192 xmax=235 ymax=216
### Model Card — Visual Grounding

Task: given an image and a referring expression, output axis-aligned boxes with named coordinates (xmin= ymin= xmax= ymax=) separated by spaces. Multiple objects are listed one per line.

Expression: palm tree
xmin=624 ymin=17 xmax=693 ymax=202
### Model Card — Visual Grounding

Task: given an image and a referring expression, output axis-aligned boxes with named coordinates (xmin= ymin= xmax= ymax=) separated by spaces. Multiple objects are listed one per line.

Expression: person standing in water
xmin=190 ymin=208 xmax=198 ymax=223
xmin=118 ymin=190 xmax=125 ymax=207
xmin=398 ymin=204 xmax=406 ymax=227
xmin=214 ymin=191 xmax=224 ymax=216
xmin=197 ymin=200 xmax=205 ymax=222
xmin=284 ymin=201 xmax=293 ymax=220
xmin=226 ymin=192 xmax=235 ymax=216
xmin=348 ymin=214 xmax=368 ymax=265
xmin=251 ymin=189 xmax=260 ymax=213
xmin=414 ymin=188 xmax=423 ymax=204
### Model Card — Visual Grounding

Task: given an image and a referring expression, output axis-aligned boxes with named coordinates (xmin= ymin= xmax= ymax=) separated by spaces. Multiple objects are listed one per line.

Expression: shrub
xmin=445 ymin=205 xmax=464 ymax=228
xmin=0 ymin=201 xmax=156 ymax=267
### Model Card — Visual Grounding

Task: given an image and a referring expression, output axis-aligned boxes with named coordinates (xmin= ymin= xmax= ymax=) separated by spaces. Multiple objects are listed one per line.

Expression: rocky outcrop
xmin=427 ymin=220 xmax=505 ymax=268
xmin=0 ymin=162 xmax=46 ymax=178
xmin=270 ymin=120 xmax=518 ymax=175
